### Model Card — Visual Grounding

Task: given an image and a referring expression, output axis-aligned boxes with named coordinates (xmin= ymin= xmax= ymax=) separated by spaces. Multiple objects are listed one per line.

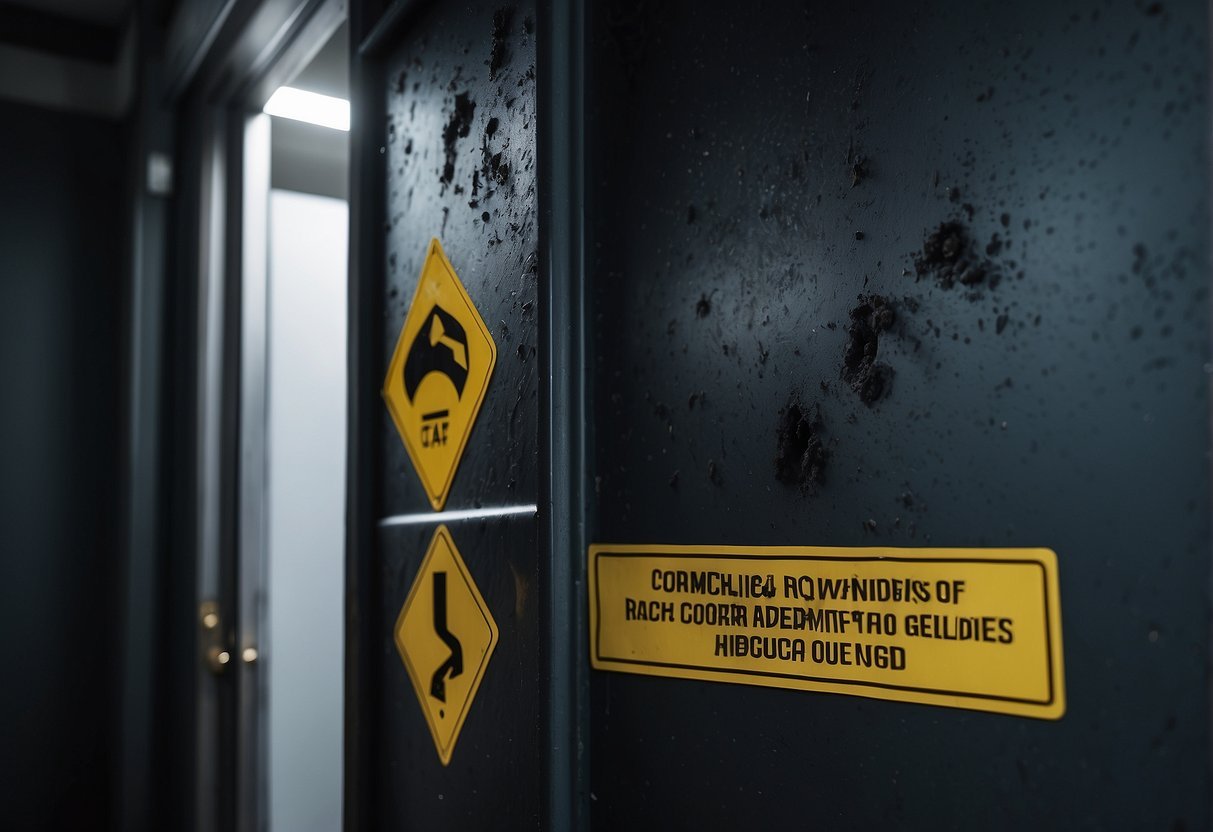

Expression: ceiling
xmin=271 ymin=23 xmax=349 ymax=201
xmin=289 ymin=20 xmax=348 ymax=99
xmin=3 ymin=0 xmax=132 ymax=27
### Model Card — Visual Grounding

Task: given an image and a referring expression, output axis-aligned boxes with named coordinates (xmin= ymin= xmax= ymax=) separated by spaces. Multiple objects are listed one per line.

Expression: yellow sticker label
xmin=383 ymin=239 xmax=497 ymax=511
xmin=589 ymin=544 xmax=1064 ymax=720
xmin=395 ymin=525 xmax=499 ymax=765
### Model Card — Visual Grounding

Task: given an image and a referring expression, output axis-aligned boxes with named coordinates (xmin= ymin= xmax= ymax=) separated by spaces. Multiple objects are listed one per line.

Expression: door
xmin=165 ymin=4 xmax=351 ymax=831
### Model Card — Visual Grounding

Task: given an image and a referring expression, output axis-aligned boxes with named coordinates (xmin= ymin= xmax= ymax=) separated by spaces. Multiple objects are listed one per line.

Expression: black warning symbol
xmin=403 ymin=305 xmax=470 ymax=403
xmin=430 ymin=571 xmax=463 ymax=705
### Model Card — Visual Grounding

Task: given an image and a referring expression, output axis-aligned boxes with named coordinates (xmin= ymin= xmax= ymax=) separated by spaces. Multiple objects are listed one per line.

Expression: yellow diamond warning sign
xmin=395 ymin=525 xmax=498 ymax=765
xmin=383 ymin=238 xmax=497 ymax=510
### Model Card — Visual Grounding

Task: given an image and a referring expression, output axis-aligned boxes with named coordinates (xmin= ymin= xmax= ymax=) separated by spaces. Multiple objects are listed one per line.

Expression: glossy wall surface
xmin=586 ymin=0 xmax=1211 ymax=828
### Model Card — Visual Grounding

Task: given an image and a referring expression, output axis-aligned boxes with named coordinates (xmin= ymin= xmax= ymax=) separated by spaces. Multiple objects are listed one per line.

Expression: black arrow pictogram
xmin=430 ymin=572 xmax=463 ymax=703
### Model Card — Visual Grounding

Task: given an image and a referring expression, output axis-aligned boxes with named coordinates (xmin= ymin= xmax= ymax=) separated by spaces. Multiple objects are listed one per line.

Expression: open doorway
xmin=248 ymin=21 xmax=349 ymax=832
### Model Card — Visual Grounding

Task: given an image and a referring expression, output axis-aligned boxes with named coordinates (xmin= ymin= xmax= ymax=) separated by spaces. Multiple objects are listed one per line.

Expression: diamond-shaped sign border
xmin=382 ymin=238 xmax=498 ymax=511
xmin=393 ymin=524 xmax=499 ymax=765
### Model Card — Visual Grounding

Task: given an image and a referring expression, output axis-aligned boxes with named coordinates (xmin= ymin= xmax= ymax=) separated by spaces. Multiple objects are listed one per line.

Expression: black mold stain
xmin=490 ymin=7 xmax=515 ymax=80
xmin=774 ymin=401 xmax=828 ymax=492
xmin=441 ymin=92 xmax=476 ymax=185
xmin=482 ymin=147 xmax=511 ymax=187
xmin=849 ymin=153 xmax=868 ymax=187
xmin=842 ymin=294 xmax=895 ymax=406
xmin=914 ymin=220 xmax=997 ymax=289
xmin=695 ymin=293 xmax=712 ymax=317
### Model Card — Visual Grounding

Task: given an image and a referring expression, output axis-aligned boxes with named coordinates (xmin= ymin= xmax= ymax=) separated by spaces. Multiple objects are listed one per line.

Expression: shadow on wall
xmin=0 ymin=99 xmax=127 ymax=829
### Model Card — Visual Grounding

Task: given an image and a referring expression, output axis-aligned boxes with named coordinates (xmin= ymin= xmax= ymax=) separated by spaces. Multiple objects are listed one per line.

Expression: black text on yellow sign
xmin=383 ymin=238 xmax=497 ymax=510
xmin=589 ymin=544 xmax=1065 ymax=720
xmin=395 ymin=525 xmax=499 ymax=765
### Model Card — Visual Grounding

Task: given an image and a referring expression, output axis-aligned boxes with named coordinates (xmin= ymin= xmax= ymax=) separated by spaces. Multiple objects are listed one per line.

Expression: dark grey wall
xmin=0 ymin=100 xmax=127 ymax=831
xmin=587 ymin=0 xmax=1210 ymax=828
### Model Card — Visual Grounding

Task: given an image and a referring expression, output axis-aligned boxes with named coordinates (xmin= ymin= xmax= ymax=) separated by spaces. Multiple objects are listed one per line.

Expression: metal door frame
xmin=341 ymin=3 xmax=381 ymax=827
xmin=163 ymin=2 xmax=347 ymax=830
xmin=537 ymin=0 xmax=591 ymax=828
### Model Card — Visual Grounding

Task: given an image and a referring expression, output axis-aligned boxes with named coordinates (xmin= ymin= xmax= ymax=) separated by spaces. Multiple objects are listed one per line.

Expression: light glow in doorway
xmin=264 ymin=86 xmax=350 ymax=131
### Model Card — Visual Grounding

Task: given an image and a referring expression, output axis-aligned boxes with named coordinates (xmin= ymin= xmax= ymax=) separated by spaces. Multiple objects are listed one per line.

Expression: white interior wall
xmin=266 ymin=188 xmax=347 ymax=832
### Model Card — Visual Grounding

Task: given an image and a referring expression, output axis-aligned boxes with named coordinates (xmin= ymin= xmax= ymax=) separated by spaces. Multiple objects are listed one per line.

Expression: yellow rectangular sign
xmin=588 ymin=544 xmax=1064 ymax=720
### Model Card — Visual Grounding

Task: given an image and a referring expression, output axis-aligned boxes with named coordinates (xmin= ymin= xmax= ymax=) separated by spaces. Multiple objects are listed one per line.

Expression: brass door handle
xmin=200 ymin=600 xmax=230 ymax=676
xmin=200 ymin=600 xmax=258 ymax=673
xmin=206 ymin=645 xmax=232 ymax=674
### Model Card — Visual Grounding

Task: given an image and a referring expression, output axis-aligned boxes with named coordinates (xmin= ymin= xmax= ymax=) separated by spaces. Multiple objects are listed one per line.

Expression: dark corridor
xmin=0 ymin=0 xmax=1209 ymax=830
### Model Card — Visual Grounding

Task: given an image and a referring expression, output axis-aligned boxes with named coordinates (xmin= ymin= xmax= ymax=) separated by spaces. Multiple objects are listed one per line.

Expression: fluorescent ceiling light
xmin=264 ymin=86 xmax=350 ymax=131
